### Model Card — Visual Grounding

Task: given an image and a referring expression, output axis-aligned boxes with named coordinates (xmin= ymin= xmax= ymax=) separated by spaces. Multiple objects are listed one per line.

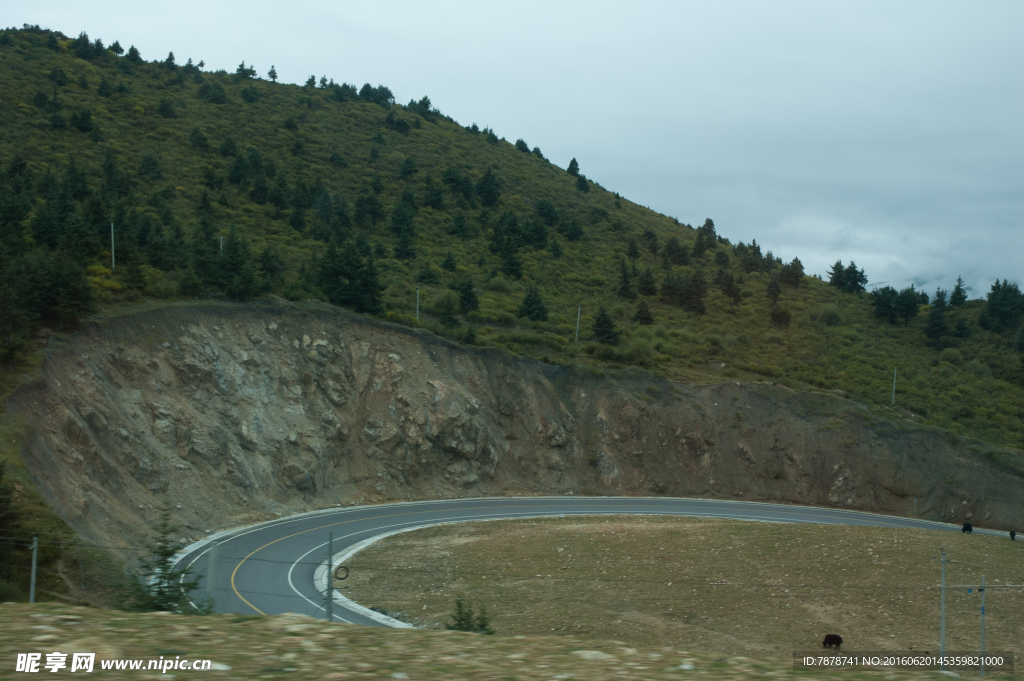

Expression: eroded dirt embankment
xmin=5 ymin=301 xmax=1022 ymax=548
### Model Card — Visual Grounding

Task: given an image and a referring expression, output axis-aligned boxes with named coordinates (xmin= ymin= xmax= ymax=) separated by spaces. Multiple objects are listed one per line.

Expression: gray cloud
xmin=15 ymin=1 xmax=1023 ymax=298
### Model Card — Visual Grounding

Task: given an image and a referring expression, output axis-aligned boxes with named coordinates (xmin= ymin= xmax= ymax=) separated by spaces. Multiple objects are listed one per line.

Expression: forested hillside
xmin=2 ymin=25 xmax=1024 ymax=448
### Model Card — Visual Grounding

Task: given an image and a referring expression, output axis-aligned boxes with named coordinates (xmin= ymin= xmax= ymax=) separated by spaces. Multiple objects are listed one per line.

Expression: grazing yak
xmin=1011 ymin=530 xmax=1016 ymax=541
xmin=962 ymin=523 xmax=973 ymax=534
xmin=822 ymin=634 xmax=843 ymax=651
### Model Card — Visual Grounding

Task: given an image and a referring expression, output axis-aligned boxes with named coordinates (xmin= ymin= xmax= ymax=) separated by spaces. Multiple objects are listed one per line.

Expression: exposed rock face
xmin=6 ymin=301 xmax=1023 ymax=547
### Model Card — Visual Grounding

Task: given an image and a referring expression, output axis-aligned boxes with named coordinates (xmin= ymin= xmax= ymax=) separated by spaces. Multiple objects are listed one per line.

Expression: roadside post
xmin=326 ymin=532 xmax=333 ymax=622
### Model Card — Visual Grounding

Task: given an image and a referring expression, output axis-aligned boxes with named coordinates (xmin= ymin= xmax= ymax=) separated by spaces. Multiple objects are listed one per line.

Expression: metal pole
xmin=325 ymin=532 xmax=333 ymax=622
xmin=220 ymin=236 xmax=223 ymax=252
xmin=416 ymin=285 xmax=420 ymax=321
xmin=891 ymin=367 xmax=897 ymax=405
xmin=110 ymin=222 xmax=115 ymax=271
xmin=29 ymin=534 xmax=38 ymax=604
xmin=980 ymin=575 xmax=985 ymax=678
xmin=574 ymin=305 xmax=581 ymax=342
xmin=914 ymin=499 xmax=917 ymax=517
xmin=940 ymin=549 xmax=947 ymax=669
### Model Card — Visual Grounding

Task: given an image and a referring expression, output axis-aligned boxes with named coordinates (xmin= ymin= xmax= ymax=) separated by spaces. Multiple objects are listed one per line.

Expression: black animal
xmin=1011 ymin=530 xmax=1016 ymax=541
xmin=822 ymin=634 xmax=843 ymax=651
xmin=962 ymin=523 xmax=973 ymax=534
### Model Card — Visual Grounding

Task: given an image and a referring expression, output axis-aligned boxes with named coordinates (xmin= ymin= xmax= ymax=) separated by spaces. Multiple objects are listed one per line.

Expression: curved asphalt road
xmin=175 ymin=496 xmax=987 ymax=627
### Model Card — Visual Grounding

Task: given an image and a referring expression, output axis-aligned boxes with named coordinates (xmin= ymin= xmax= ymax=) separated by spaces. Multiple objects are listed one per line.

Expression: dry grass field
xmin=343 ymin=515 xmax=1024 ymax=658
xmin=2 ymin=603 xmax=1018 ymax=680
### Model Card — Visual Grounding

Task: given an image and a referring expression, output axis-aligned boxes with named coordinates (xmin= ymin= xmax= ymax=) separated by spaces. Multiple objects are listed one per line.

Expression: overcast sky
xmin=12 ymin=1 xmax=1023 ymax=298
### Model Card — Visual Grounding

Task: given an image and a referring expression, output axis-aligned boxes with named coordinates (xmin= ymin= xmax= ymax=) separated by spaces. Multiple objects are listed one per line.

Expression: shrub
xmin=197 ymin=81 xmax=227 ymax=104
xmin=819 ymin=305 xmax=843 ymax=327
xmin=939 ymin=348 xmax=963 ymax=366
xmin=965 ymin=359 xmax=992 ymax=378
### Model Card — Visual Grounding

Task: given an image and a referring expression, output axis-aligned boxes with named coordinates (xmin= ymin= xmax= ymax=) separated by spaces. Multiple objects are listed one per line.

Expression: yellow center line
xmin=228 ymin=501 xmax=907 ymax=614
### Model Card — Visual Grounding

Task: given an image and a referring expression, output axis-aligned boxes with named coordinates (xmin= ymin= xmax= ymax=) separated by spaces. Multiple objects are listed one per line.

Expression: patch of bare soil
xmin=343 ymin=515 xmax=1024 ymax=657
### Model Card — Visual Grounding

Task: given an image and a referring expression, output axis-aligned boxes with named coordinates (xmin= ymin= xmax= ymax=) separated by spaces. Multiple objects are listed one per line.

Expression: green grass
xmin=1 ymin=26 xmax=1023 ymax=453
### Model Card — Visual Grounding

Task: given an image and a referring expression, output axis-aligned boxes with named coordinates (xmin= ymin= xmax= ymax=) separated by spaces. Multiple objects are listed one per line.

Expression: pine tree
xmin=925 ymin=300 xmax=949 ymax=348
xmin=463 ymin=325 xmax=477 ymax=345
xmin=268 ymin=65 xmax=278 ymax=82
xmin=435 ymin=292 xmax=460 ymax=329
xmin=634 ymin=299 xmax=654 ymax=325
xmin=681 ymin=269 xmax=709 ymax=315
xmin=592 ymin=307 xmax=620 ymax=345
xmin=476 ymin=169 xmax=501 ymax=207
xmin=423 ymin=174 xmax=445 ymax=210
xmin=517 ymin=284 xmax=548 ymax=321
xmin=827 ymin=260 xmax=847 ymax=290
xmin=952 ymin=316 xmax=971 ymax=338
xmin=575 ymin=175 xmax=589 ymax=193
xmin=567 ymin=158 xmax=579 ymax=176
xmin=449 ymin=276 xmax=479 ymax=313
xmin=549 ymin=238 xmax=563 ymax=258
xmin=637 ymin=267 xmax=658 ymax=296
xmin=766 ymin=271 xmax=781 ymax=306
xmin=626 ymin=238 xmax=640 ymax=265
xmin=616 ymin=259 xmax=635 ymax=299
xmin=660 ymin=270 xmax=685 ymax=306
xmin=895 ymin=285 xmax=922 ymax=324
xmin=780 ymin=257 xmax=804 ymax=287
xmin=128 ymin=506 xmax=209 ymax=613
xmin=950 ymin=276 xmax=968 ymax=316
xmin=399 ymin=156 xmax=418 ymax=180
xmin=446 ymin=595 xmax=476 ymax=632
xmin=441 ymin=252 xmax=457 ymax=271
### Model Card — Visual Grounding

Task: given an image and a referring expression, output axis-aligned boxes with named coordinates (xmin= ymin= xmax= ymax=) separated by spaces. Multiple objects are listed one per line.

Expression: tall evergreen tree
xmin=626 ymin=238 xmax=640 ymax=265
xmin=517 ymin=284 xmax=548 ymax=321
xmin=633 ymin=299 xmax=654 ymax=325
xmin=592 ymin=307 xmax=620 ymax=345
xmin=549 ymin=238 xmax=563 ymax=258
xmin=567 ymin=158 xmax=579 ymax=176
xmin=616 ymin=259 xmax=635 ymax=299
xmin=779 ymin=257 xmax=804 ymax=287
xmin=449 ymin=275 xmax=479 ymax=313
xmin=681 ymin=269 xmax=709 ymax=315
xmin=575 ymin=175 xmax=589 ymax=193
xmin=476 ymin=169 xmax=501 ymax=207
xmin=950 ymin=276 xmax=968 ymax=316
xmin=423 ymin=174 xmax=445 ymax=210
xmin=925 ymin=299 xmax=949 ymax=348
xmin=895 ymin=285 xmax=922 ymax=324
xmin=637 ymin=267 xmax=658 ymax=296
xmin=441 ymin=252 xmax=457 ymax=271
xmin=766 ymin=271 xmax=781 ymax=306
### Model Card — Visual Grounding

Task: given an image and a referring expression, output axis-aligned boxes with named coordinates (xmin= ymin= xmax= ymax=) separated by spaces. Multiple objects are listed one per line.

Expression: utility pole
xmin=325 ymin=532 xmax=333 ymax=622
xmin=574 ymin=305 xmax=581 ymax=342
xmin=980 ymin=575 xmax=986 ymax=678
xmin=220 ymin=236 xmax=223 ymax=253
xmin=891 ymin=367 xmax=897 ymax=405
xmin=416 ymin=285 xmax=420 ymax=321
xmin=110 ymin=222 xmax=115 ymax=271
xmin=934 ymin=548 xmax=949 ymax=669
xmin=29 ymin=534 xmax=38 ymax=604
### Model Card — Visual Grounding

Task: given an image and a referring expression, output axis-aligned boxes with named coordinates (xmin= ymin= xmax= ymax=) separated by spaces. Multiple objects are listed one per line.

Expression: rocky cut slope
xmin=5 ymin=300 xmax=1023 ymax=548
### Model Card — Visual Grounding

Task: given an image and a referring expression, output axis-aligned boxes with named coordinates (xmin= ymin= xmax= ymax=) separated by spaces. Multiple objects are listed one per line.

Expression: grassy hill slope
xmin=2 ymin=25 xmax=1024 ymax=450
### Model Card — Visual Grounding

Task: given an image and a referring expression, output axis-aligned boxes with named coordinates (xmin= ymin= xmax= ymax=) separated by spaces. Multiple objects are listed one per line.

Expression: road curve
xmin=175 ymin=496 xmax=987 ymax=627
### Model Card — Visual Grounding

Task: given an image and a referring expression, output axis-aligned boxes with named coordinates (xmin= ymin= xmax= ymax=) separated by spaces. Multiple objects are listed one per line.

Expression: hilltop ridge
xmin=1 ymin=24 xmax=1023 ymax=450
